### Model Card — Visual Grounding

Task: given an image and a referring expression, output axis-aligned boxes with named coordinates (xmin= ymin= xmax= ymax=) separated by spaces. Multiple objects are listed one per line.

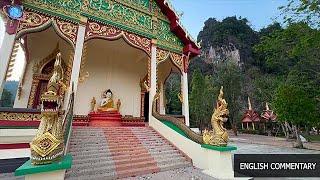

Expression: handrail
xmin=63 ymin=87 xmax=75 ymax=155
xmin=151 ymin=93 xmax=204 ymax=144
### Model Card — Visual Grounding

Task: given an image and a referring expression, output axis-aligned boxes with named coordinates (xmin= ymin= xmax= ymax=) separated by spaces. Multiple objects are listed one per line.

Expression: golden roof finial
xmin=248 ymin=97 xmax=252 ymax=110
xmin=266 ymin=102 xmax=270 ymax=111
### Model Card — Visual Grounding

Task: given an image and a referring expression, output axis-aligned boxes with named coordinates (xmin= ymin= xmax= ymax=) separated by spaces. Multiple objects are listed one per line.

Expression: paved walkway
xmin=230 ymin=132 xmax=320 ymax=151
xmin=230 ymin=142 xmax=320 ymax=154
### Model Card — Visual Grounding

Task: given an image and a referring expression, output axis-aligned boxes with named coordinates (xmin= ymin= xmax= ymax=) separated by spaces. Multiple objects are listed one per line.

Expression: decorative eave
xmin=241 ymin=110 xmax=260 ymax=123
xmin=155 ymin=0 xmax=201 ymax=58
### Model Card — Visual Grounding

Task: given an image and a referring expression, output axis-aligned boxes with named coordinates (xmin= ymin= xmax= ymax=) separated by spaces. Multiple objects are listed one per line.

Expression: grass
xmin=305 ymin=135 xmax=320 ymax=142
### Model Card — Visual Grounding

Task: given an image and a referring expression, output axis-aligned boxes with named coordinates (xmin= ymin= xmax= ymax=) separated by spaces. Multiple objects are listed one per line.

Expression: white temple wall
xmin=13 ymin=60 xmax=33 ymax=108
xmin=13 ymin=27 xmax=74 ymax=108
xmin=74 ymin=39 xmax=147 ymax=117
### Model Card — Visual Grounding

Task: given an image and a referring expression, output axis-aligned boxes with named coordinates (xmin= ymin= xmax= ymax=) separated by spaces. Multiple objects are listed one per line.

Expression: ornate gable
xmin=21 ymin=0 xmax=192 ymax=54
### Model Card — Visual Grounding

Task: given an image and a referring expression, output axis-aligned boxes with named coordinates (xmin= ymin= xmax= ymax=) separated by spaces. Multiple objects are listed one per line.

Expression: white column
xmin=64 ymin=25 xmax=86 ymax=109
xmin=148 ymin=42 xmax=157 ymax=121
xmin=0 ymin=32 xmax=16 ymax=97
xmin=159 ymin=82 xmax=166 ymax=114
xmin=181 ymin=72 xmax=190 ymax=126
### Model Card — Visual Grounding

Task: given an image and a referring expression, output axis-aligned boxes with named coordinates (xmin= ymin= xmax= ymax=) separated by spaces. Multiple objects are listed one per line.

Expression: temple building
xmin=0 ymin=0 xmax=200 ymax=126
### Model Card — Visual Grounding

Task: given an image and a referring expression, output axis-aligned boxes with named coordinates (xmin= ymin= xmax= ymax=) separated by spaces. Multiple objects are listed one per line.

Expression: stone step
xmin=67 ymin=126 xmax=191 ymax=179
xmin=70 ymin=143 xmax=174 ymax=152
xmin=72 ymin=133 xmax=161 ymax=137
xmin=66 ymin=165 xmax=117 ymax=178
xmin=116 ymin=165 xmax=160 ymax=179
xmin=71 ymin=149 xmax=181 ymax=160
xmin=158 ymin=161 xmax=192 ymax=172
xmin=72 ymin=152 xmax=182 ymax=165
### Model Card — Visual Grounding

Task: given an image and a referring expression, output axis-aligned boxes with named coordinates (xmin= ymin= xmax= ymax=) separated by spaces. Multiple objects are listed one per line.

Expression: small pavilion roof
xmin=241 ymin=97 xmax=260 ymax=123
xmin=241 ymin=110 xmax=260 ymax=123
xmin=261 ymin=103 xmax=277 ymax=122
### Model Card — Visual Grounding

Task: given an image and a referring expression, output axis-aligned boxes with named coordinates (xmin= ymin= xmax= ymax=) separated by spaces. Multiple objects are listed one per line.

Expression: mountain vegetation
xmin=164 ymin=0 xmax=320 ymax=147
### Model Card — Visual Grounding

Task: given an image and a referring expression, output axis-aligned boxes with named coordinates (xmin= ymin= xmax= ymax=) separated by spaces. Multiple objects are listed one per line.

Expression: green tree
xmin=189 ymin=68 xmax=206 ymax=130
xmin=0 ymin=89 xmax=13 ymax=107
xmin=165 ymin=73 xmax=182 ymax=115
xmin=274 ymin=84 xmax=317 ymax=148
xmin=254 ymin=23 xmax=320 ymax=135
xmin=280 ymin=0 xmax=320 ymax=28
xmin=212 ymin=61 xmax=244 ymax=135
xmin=202 ymin=75 xmax=216 ymax=128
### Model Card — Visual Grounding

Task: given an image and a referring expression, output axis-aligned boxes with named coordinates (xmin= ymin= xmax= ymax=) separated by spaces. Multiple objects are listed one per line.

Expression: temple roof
xmin=156 ymin=0 xmax=201 ymax=56
xmin=261 ymin=103 xmax=277 ymax=122
xmin=241 ymin=97 xmax=260 ymax=123
xmin=241 ymin=110 xmax=260 ymax=123
xmin=15 ymin=0 xmax=200 ymax=57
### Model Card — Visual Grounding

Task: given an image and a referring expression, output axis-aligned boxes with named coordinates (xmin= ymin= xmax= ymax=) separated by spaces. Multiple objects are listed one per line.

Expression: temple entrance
xmin=157 ymin=55 xmax=183 ymax=115
xmin=74 ymin=38 xmax=149 ymax=118
xmin=12 ymin=27 xmax=74 ymax=109
xmin=144 ymin=92 xmax=149 ymax=122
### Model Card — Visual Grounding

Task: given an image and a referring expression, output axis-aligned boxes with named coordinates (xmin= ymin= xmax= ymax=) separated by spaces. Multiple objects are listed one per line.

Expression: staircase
xmin=66 ymin=126 xmax=192 ymax=179
xmin=89 ymin=111 xmax=122 ymax=127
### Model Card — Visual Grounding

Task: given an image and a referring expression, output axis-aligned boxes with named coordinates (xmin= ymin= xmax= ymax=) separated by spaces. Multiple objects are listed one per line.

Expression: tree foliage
xmin=165 ymin=73 xmax=182 ymax=115
xmin=0 ymin=89 xmax=13 ymax=107
xmin=189 ymin=68 xmax=206 ymax=129
xmin=279 ymin=0 xmax=320 ymax=28
xmin=212 ymin=61 xmax=244 ymax=131
xmin=274 ymin=84 xmax=316 ymax=125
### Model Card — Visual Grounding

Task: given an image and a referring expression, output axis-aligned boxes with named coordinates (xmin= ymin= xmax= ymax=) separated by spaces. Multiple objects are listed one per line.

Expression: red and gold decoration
xmin=156 ymin=48 xmax=184 ymax=73
xmin=16 ymin=9 xmax=78 ymax=47
xmin=85 ymin=21 xmax=151 ymax=56
xmin=0 ymin=112 xmax=41 ymax=121
xmin=79 ymin=41 xmax=89 ymax=83
xmin=5 ymin=40 xmax=19 ymax=80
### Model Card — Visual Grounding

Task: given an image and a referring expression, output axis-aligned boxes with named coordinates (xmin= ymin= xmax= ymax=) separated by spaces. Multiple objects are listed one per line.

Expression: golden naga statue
xmin=97 ymin=89 xmax=118 ymax=112
xmin=30 ymin=53 xmax=65 ymax=165
xmin=203 ymin=86 xmax=230 ymax=146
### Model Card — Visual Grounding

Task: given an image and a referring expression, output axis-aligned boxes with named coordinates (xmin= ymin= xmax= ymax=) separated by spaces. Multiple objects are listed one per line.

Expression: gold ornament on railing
xmin=30 ymin=52 xmax=66 ymax=165
xmin=17 ymin=81 xmax=23 ymax=100
xmin=178 ymin=92 xmax=183 ymax=103
xmin=5 ymin=41 xmax=19 ymax=80
xmin=79 ymin=41 xmax=89 ymax=83
xmin=203 ymin=86 xmax=229 ymax=146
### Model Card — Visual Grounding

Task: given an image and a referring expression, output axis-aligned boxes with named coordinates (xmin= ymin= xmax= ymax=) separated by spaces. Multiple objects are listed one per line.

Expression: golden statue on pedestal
xmin=30 ymin=52 xmax=65 ymax=165
xmin=97 ymin=89 xmax=118 ymax=112
xmin=203 ymin=86 xmax=229 ymax=146
xmin=91 ymin=97 xmax=96 ymax=112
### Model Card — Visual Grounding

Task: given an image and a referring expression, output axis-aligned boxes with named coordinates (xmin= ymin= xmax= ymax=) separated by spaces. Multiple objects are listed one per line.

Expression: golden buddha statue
xmin=97 ymin=89 xmax=117 ymax=112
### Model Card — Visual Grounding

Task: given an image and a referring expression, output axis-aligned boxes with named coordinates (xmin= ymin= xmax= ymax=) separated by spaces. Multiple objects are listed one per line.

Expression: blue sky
xmin=170 ymin=0 xmax=287 ymax=39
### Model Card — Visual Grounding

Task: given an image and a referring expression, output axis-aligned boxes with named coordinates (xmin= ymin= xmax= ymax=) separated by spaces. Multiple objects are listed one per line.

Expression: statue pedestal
xmin=15 ymin=154 xmax=72 ymax=180
xmin=201 ymin=144 xmax=236 ymax=179
xmin=89 ymin=111 xmax=122 ymax=127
